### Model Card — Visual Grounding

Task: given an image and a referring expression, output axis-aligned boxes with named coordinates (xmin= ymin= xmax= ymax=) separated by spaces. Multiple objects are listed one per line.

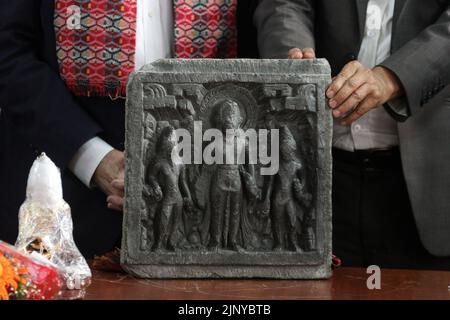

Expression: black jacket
xmin=0 ymin=0 xmax=258 ymax=257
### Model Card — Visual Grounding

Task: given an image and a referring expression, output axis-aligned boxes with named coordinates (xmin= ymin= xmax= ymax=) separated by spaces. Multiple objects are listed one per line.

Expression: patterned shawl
xmin=54 ymin=0 xmax=237 ymax=97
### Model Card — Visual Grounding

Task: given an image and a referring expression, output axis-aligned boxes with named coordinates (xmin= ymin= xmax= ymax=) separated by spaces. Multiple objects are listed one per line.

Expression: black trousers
xmin=332 ymin=148 xmax=450 ymax=270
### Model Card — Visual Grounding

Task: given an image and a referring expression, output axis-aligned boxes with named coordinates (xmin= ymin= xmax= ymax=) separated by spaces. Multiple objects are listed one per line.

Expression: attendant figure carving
xmin=260 ymin=125 xmax=312 ymax=252
xmin=145 ymin=126 xmax=194 ymax=251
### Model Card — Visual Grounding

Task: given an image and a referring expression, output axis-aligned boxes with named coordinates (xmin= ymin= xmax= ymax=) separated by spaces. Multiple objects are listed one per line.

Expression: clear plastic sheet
xmin=15 ymin=153 xmax=91 ymax=290
xmin=0 ymin=240 xmax=63 ymax=300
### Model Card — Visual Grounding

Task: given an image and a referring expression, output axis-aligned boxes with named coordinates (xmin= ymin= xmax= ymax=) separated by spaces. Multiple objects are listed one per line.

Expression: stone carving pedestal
xmin=122 ymin=59 xmax=332 ymax=279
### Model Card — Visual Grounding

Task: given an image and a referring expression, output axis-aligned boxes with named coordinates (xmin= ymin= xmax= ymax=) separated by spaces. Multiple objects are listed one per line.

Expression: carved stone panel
xmin=122 ymin=59 xmax=332 ymax=279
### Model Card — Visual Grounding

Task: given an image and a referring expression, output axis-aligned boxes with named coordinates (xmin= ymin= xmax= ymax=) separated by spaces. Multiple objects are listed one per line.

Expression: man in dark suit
xmin=0 ymin=0 xmax=259 ymax=258
xmin=255 ymin=0 xmax=450 ymax=268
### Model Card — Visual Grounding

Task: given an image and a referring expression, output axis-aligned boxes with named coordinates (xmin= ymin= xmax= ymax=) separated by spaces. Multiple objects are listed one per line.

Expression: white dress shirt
xmin=135 ymin=0 xmax=173 ymax=69
xmin=69 ymin=0 xmax=173 ymax=187
xmin=333 ymin=0 xmax=399 ymax=152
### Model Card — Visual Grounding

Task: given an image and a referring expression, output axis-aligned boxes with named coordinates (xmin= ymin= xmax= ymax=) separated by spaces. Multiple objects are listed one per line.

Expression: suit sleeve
xmin=254 ymin=0 xmax=315 ymax=58
xmin=380 ymin=3 xmax=450 ymax=118
xmin=0 ymin=0 xmax=101 ymax=169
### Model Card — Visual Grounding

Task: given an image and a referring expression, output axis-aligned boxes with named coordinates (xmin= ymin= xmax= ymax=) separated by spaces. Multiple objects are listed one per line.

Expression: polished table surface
xmin=81 ymin=267 xmax=450 ymax=300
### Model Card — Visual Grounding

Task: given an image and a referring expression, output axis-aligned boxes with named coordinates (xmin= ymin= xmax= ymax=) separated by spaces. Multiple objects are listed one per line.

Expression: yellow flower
xmin=0 ymin=253 xmax=18 ymax=300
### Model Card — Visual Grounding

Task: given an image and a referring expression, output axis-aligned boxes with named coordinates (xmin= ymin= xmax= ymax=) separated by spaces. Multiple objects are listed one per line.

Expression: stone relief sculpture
xmin=122 ymin=59 xmax=332 ymax=279
xmin=260 ymin=125 xmax=313 ymax=253
xmin=144 ymin=125 xmax=194 ymax=251
xmin=207 ymin=99 xmax=259 ymax=252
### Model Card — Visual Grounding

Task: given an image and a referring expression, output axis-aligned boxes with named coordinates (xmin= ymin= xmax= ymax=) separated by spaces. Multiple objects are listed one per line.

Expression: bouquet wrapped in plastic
xmin=14 ymin=153 xmax=91 ymax=291
xmin=0 ymin=241 xmax=62 ymax=300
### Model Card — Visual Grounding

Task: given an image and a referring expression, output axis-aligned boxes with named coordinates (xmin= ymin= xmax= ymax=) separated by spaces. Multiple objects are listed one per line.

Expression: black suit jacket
xmin=255 ymin=0 xmax=450 ymax=256
xmin=0 ymin=0 xmax=258 ymax=257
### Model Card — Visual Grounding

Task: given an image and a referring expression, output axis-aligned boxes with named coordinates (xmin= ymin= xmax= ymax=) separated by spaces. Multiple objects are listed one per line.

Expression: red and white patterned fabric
xmin=174 ymin=0 xmax=238 ymax=59
xmin=54 ymin=0 xmax=238 ymax=97
xmin=55 ymin=0 xmax=137 ymax=97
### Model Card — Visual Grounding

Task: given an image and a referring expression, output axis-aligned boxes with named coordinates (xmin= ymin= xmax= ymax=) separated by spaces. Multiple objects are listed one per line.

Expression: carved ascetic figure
xmin=145 ymin=125 xmax=194 ymax=251
xmin=208 ymin=100 xmax=259 ymax=252
xmin=261 ymin=125 xmax=313 ymax=252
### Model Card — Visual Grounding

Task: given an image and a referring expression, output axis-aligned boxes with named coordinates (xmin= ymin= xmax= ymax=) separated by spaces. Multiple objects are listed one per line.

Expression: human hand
xmin=327 ymin=61 xmax=403 ymax=125
xmin=92 ymin=149 xmax=125 ymax=211
xmin=293 ymin=178 xmax=312 ymax=206
xmin=183 ymin=197 xmax=195 ymax=214
xmin=240 ymin=169 xmax=260 ymax=200
xmin=257 ymin=200 xmax=271 ymax=217
xmin=107 ymin=179 xmax=124 ymax=212
xmin=146 ymin=179 xmax=163 ymax=202
xmin=293 ymin=177 xmax=303 ymax=194
xmin=288 ymin=47 xmax=316 ymax=59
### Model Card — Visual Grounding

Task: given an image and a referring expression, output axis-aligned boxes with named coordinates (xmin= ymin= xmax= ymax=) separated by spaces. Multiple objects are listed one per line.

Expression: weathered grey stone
xmin=122 ymin=59 xmax=332 ymax=279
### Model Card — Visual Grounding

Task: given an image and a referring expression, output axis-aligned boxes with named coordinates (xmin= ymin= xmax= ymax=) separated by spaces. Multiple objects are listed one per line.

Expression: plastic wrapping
xmin=0 ymin=241 xmax=63 ymax=300
xmin=15 ymin=153 xmax=91 ymax=289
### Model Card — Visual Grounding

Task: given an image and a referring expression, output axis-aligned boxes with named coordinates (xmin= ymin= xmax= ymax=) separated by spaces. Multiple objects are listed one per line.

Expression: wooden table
xmin=80 ymin=267 xmax=450 ymax=300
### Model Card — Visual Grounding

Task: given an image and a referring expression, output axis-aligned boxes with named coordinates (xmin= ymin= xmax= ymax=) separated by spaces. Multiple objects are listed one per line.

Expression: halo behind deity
xmin=199 ymin=84 xmax=258 ymax=130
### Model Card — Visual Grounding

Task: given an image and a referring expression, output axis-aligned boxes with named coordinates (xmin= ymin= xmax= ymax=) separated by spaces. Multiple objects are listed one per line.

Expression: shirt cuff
xmin=68 ymin=137 xmax=114 ymax=188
